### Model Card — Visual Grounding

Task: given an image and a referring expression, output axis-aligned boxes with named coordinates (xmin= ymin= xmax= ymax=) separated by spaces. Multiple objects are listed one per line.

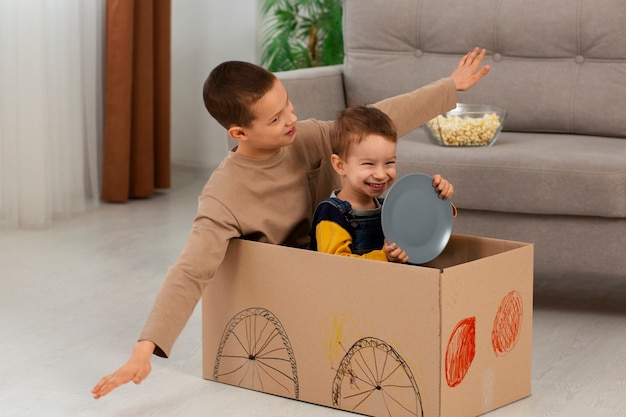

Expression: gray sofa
xmin=275 ymin=0 xmax=626 ymax=277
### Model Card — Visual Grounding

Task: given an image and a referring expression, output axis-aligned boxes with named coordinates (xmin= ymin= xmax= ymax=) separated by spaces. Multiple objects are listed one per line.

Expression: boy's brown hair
xmin=203 ymin=61 xmax=277 ymax=129
xmin=330 ymin=105 xmax=398 ymax=158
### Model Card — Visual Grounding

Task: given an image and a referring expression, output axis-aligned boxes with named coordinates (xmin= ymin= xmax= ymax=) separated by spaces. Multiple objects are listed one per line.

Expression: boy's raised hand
xmin=92 ymin=340 xmax=155 ymax=399
xmin=450 ymin=47 xmax=491 ymax=91
xmin=384 ymin=240 xmax=409 ymax=263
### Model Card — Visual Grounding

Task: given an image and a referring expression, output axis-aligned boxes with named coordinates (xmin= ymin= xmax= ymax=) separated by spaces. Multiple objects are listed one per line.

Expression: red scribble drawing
xmin=445 ymin=316 xmax=476 ymax=388
xmin=492 ymin=290 xmax=523 ymax=357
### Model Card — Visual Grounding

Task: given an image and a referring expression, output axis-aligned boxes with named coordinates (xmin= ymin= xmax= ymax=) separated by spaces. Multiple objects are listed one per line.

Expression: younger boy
xmin=309 ymin=106 xmax=449 ymax=263
xmin=309 ymin=105 xmax=408 ymax=262
xmin=92 ymin=48 xmax=489 ymax=399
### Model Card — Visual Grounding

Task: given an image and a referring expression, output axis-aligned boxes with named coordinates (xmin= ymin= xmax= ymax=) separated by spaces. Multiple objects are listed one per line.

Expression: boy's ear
xmin=330 ymin=154 xmax=345 ymax=175
xmin=228 ymin=125 xmax=248 ymax=142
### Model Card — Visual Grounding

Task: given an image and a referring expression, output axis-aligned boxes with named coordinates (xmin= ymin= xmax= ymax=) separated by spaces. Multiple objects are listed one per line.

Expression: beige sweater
xmin=140 ymin=77 xmax=456 ymax=357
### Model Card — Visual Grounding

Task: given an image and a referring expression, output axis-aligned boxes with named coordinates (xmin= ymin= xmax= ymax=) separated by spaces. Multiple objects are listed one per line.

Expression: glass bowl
xmin=423 ymin=103 xmax=507 ymax=147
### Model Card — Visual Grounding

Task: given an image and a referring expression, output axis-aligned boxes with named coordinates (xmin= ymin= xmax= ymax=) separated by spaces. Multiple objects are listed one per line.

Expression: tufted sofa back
xmin=342 ymin=0 xmax=626 ymax=138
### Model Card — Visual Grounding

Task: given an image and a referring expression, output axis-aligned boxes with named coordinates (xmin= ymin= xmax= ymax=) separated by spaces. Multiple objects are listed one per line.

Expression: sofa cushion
xmin=397 ymin=130 xmax=626 ymax=218
xmin=343 ymin=0 xmax=626 ymax=139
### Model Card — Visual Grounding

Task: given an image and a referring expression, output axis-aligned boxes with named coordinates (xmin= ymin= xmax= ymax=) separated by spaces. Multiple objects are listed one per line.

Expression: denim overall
xmin=323 ymin=197 xmax=385 ymax=255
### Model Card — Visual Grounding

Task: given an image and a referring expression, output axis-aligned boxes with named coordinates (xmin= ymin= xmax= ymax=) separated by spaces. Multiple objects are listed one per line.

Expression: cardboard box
xmin=202 ymin=234 xmax=533 ymax=417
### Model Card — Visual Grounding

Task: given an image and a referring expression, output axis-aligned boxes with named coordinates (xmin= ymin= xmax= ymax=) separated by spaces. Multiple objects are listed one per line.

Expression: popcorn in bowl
xmin=423 ymin=103 xmax=507 ymax=147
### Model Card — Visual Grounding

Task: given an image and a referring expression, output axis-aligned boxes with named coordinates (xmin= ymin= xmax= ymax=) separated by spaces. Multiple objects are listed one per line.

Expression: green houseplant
xmin=260 ymin=0 xmax=344 ymax=71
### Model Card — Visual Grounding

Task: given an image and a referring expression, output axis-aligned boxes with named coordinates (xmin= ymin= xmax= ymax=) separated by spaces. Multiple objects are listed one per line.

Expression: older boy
xmin=92 ymin=48 xmax=490 ymax=399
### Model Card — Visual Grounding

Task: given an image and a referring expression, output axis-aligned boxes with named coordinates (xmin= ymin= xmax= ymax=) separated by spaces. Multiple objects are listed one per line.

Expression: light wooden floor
xmin=1 ymin=167 xmax=625 ymax=417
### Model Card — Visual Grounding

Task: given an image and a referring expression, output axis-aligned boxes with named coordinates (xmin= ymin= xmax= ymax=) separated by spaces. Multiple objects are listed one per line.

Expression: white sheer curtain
xmin=0 ymin=0 xmax=104 ymax=229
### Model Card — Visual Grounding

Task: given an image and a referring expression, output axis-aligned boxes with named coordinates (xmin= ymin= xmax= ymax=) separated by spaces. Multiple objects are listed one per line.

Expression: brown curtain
xmin=101 ymin=0 xmax=171 ymax=202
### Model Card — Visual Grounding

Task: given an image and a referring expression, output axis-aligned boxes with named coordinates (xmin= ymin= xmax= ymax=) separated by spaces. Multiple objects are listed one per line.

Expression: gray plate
xmin=382 ymin=173 xmax=453 ymax=264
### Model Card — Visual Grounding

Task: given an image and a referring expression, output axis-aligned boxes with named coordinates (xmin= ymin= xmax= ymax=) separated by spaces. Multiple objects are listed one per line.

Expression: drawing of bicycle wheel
xmin=332 ymin=337 xmax=423 ymax=417
xmin=213 ymin=307 xmax=299 ymax=399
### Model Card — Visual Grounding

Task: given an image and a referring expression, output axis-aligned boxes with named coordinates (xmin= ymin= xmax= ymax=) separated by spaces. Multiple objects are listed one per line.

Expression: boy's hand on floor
xmin=91 ymin=340 xmax=155 ymax=399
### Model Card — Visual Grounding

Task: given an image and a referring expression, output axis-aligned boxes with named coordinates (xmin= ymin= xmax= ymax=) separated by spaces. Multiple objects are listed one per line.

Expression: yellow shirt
xmin=314 ymin=221 xmax=387 ymax=261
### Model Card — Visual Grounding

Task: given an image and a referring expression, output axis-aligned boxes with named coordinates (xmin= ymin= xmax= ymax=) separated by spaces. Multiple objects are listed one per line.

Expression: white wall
xmin=171 ymin=0 xmax=259 ymax=169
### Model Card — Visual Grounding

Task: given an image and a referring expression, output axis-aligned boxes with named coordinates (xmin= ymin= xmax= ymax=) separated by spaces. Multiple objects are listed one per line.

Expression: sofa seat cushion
xmin=397 ymin=131 xmax=626 ymax=218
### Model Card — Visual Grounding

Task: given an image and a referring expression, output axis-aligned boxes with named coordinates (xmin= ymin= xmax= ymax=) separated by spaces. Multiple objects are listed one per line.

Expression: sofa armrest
xmin=275 ymin=64 xmax=347 ymax=121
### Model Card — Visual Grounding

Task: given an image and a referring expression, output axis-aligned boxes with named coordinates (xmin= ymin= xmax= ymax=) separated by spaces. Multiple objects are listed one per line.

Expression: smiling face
xmin=228 ymin=80 xmax=298 ymax=159
xmin=332 ymin=134 xmax=397 ymax=210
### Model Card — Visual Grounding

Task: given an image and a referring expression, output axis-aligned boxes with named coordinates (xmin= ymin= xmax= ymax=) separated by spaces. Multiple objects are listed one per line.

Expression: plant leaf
xmin=259 ymin=0 xmax=343 ymax=70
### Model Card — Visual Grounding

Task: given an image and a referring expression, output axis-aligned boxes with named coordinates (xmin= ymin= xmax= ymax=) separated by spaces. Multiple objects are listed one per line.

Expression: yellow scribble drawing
xmin=320 ymin=313 xmax=369 ymax=368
